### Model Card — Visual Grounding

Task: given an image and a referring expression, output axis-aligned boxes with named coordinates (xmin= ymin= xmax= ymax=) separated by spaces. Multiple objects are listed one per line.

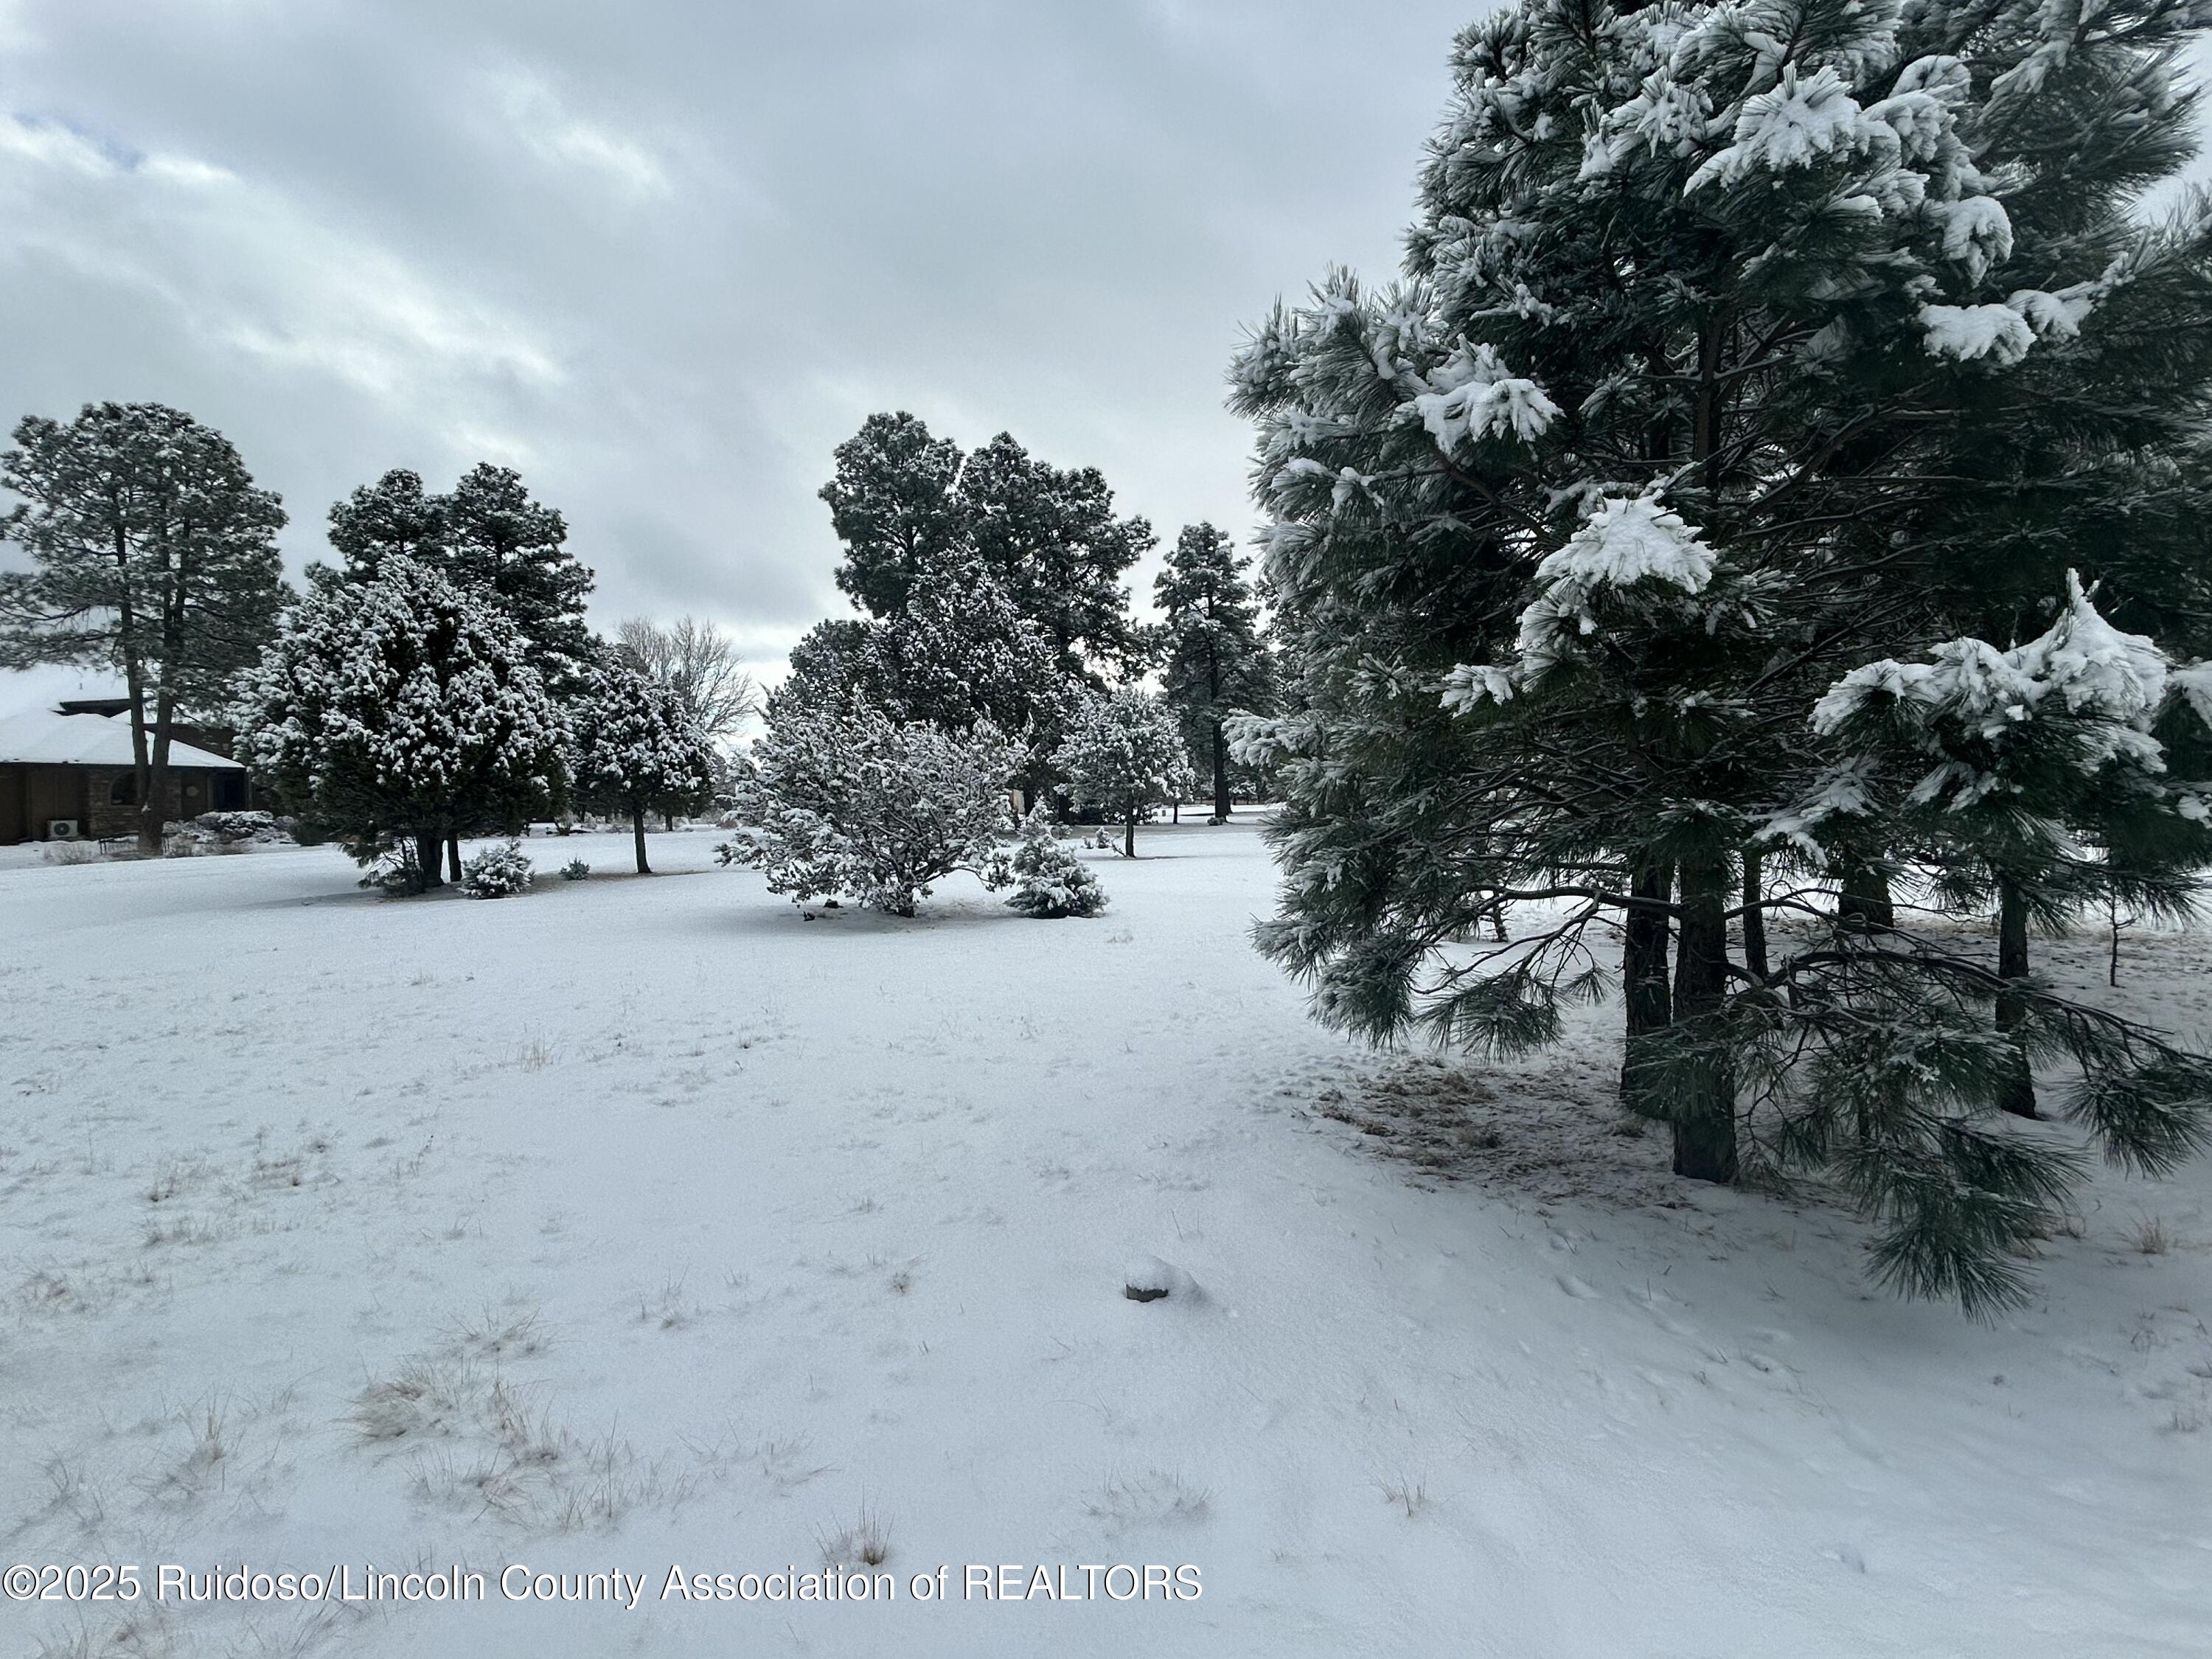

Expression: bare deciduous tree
xmin=614 ymin=616 xmax=760 ymax=746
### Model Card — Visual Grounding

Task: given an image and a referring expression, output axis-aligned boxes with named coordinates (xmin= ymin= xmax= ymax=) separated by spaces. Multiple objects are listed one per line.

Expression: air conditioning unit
xmin=46 ymin=819 xmax=80 ymax=841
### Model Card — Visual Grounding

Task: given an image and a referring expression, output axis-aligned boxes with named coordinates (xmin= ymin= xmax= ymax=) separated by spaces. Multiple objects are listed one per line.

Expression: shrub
xmin=560 ymin=858 xmax=591 ymax=881
xmin=718 ymin=701 xmax=1021 ymax=917
xmin=358 ymin=844 xmax=428 ymax=896
xmin=462 ymin=841 xmax=535 ymax=899
xmin=195 ymin=810 xmax=282 ymax=844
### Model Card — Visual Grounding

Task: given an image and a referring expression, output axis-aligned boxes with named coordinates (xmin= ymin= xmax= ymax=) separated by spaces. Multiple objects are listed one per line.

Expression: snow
xmin=1931 ymin=193 xmax=2012 ymax=280
xmin=1686 ymin=67 xmax=1878 ymax=192
xmin=7 ymin=823 xmax=2212 ymax=1657
xmin=1407 ymin=341 xmax=1560 ymax=454
xmin=1514 ymin=495 xmax=1717 ymax=679
xmin=0 ymin=709 xmax=243 ymax=771
xmin=1816 ymin=575 xmax=2172 ymax=741
xmin=1918 ymin=302 xmax=2035 ymax=366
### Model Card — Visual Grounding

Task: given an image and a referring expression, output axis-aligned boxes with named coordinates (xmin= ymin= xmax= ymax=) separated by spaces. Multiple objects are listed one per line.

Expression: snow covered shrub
xmin=358 ymin=844 xmax=428 ymax=897
xmin=195 ymin=810 xmax=281 ymax=844
xmin=1002 ymin=808 xmax=1107 ymax=918
xmin=718 ymin=700 xmax=1022 ymax=917
xmin=230 ymin=555 xmax=567 ymax=891
xmin=462 ymin=841 xmax=535 ymax=899
xmin=1054 ymin=688 xmax=1195 ymax=858
xmin=560 ymin=858 xmax=591 ymax=881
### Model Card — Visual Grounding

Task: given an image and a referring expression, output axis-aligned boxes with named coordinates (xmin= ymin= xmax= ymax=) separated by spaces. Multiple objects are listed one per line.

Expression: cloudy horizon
xmin=0 ymin=0 xmax=1489 ymax=716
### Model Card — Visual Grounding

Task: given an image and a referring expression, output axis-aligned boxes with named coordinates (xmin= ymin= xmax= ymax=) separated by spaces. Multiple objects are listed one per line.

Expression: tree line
xmin=0 ymin=406 xmax=742 ymax=877
xmin=0 ymin=403 xmax=1281 ymax=886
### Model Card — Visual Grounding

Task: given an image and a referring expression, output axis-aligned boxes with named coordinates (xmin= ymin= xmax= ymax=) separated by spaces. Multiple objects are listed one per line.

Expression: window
xmin=109 ymin=772 xmax=139 ymax=806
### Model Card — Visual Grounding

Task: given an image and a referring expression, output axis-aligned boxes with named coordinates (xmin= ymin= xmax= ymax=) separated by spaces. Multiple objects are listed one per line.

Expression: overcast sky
xmin=0 ymin=0 xmax=1487 ymax=715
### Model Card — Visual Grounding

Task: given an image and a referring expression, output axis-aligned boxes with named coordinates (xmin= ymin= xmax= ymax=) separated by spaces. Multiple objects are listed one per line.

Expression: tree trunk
xmin=1669 ymin=850 xmax=1739 ymax=1184
xmin=1211 ymin=720 xmax=1231 ymax=821
xmin=446 ymin=836 xmax=463 ymax=884
xmin=414 ymin=831 xmax=444 ymax=889
xmin=1742 ymin=851 xmax=1769 ymax=981
xmin=139 ymin=686 xmax=175 ymax=857
xmin=1994 ymin=876 xmax=2037 ymax=1119
xmin=1619 ymin=858 xmax=1674 ymax=1118
xmin=1837 ymin=854 xmax=1894 ymax=933
xmin=633 ymin=806 xmax=652 ymax=875
xmin=1123 ymin=809 xmax=1136 ymax=859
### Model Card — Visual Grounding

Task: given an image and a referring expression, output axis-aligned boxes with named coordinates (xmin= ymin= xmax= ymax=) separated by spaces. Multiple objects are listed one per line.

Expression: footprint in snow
xmin=1556 ymin=1273 xmax=1599 ymax=1299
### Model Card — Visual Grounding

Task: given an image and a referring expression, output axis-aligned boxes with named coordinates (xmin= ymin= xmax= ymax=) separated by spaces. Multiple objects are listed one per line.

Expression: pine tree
xmin=321 ymin=468 xmax=447 ymax=586
xmin=571 ymin=653 xmax=720 ymax=873
xmin=442 ymin=464 xmax=597 ymax=695
xmin=0 ymin=402 xmax=289 ymax=854
xmin=1002 ymin=806 xmax=1110 ymax=918
xmin=315 ymin=463 xmax=596 ymax=695
xmin=812 ymin=413 xmax=1149 ymax=709
xmin=1230 ymin=0 xmax=2212 ymax=1310
xmin=959 ymin=431 xmax=1152 ymax=680
xmin=230 ymin=555 xmax=567 ymax=887
xmin=1154 ymin=523 xmax=1273 ymax=820
xmin=1054 ymin=688 xmax=1195 ymax=858
xmin=820 ymin=412 xmax=970 ymax=619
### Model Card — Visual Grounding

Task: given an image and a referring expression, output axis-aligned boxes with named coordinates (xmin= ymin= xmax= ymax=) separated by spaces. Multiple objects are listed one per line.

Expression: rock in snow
xmin=1124 ymin=1254 xmax=1195 ymax=1302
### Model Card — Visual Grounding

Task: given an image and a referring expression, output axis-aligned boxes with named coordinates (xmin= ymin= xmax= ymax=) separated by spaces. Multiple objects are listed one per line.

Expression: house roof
xmin=0 ymin=709 xmax=243 ymax=770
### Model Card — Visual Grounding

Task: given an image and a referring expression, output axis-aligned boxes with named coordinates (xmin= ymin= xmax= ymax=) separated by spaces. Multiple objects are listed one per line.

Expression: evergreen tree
xmin=321 ymin=468 xmax=447 ymax=586
xmin=0 ymin=402 xmax=289 ymax=854
xmin=1231 ymin=0 xmax=2212 ymax=1310
xmin=442 ymin=463 xmax=597 ymax=695
xmin=959 ymin=431 xmax=1152 ymax=679
xmin=230 ymin=555 xmax=567 ymax=887
xmin=1154 ymin=523 xmax=1273 ymax=820
xmin=813 ymin=412 xmax=1149 ymax=695
xmin=571 ymin=653 xmax=720 ymax=874
xmin=314 ymin=463 xmax=596 ymax=695
xmin=1002 ymin=806 xmax=1110 ymax=918
xmin=820 ymin=412 xmax=970 ymax=619
xmin=776 ymin=549 xmax=1071 ymax=797
xmin=1055 ymin=687 xmax=1195 ymax=858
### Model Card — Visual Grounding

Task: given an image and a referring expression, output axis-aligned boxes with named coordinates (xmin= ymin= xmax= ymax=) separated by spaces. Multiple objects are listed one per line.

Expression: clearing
xmin=3 ymin=821 xmax=2209 ymax=1657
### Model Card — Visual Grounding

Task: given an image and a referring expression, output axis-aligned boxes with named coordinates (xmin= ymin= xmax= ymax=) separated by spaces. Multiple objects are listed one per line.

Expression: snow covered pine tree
xmin=1054 ymin=686 xmax=1196 ymax=858
xmin=230 ymin=555 xmax=567 ymax=890
xmin=571 ymin=651 xmax=720 ymax=874
xmin=1001 ymin=806 xmax=1109 ymax=918
xmin=1 ymin=403 xmax=290 ymax=855
xmin=1231 ymin=0 xmax=2212 ymax=1310
xmin=1154 ymin=523 xmax=1273 ymax=822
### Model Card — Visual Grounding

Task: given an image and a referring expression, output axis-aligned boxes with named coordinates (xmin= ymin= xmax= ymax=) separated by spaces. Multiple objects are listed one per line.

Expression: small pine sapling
xmin=1002 ymin=808 xmax=1108 ymax=918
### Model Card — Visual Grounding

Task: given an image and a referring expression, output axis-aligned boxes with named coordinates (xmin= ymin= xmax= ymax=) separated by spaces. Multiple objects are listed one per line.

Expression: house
xmin=0 ymin=708 xmax=249 ymax=844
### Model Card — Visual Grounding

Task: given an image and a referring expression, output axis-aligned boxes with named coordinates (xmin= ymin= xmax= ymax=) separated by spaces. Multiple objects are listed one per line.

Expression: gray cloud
xmin=0 ymin=0 xmax=1475 ymax=709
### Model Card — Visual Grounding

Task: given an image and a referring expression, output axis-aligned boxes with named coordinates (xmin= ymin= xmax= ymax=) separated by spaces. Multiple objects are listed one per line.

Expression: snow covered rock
xmin=1123 ymin=1254 xmax=1197 ymax=1304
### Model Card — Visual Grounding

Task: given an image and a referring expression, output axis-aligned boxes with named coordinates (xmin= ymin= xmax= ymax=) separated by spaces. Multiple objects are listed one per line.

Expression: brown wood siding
xmin=13 ymin=765 xmax=90 ymax=841
xmin=0 ymin=765 xmax=235 ymax=843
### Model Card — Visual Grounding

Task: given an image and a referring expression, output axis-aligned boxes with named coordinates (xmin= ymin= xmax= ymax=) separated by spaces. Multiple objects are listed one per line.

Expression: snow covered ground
xmin=3 ymin=821 xmax=2210 ymax=1658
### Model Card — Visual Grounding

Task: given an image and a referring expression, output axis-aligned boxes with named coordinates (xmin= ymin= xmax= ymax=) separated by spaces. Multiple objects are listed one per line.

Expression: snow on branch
xmin=1405 ymin=341 xmax=1559 ymax=455
xmin=1917 ymin=302 xmax=2034 ymax=366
